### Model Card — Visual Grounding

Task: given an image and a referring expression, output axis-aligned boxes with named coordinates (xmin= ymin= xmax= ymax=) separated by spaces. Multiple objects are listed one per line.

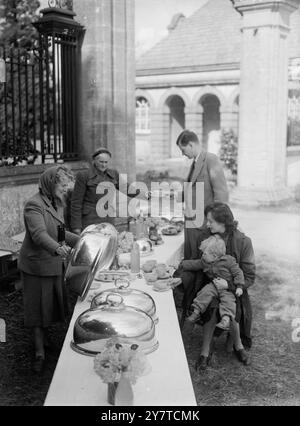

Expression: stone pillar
xmin=162 ymin=106 xmax=171 ymax=158
xmin=231 ymin=0 xmax=299 ymax=205
xmin=73 ymin=0 xmax=136 ymax=181
xmin=220 ymin=106 xmax=235 ymax=131
xmin=231 ymin=104 xmax=239 ymax=136
xmin=185 ymin=106 xmax=203 ymax=143
xmin=150 ymin=109 xmax=166 ymax=162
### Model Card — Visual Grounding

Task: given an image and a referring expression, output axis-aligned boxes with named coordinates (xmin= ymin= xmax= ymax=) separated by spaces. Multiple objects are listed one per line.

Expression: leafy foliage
xmin=0 ymin=0 xmax=40 ymax=48
xmin=219 ymin=128 xmax=238 ymax=175
xmin=0 ymin=1 xmax=43 ymax=165
xmin=287 ymin=118 xmax=300 ymax=146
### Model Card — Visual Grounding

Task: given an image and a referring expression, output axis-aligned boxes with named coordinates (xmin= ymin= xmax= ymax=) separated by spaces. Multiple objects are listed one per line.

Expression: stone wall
xmin=0 ymin=162 xmax=88 ymax=237
xmin=0 ymin=183 xmax=36 ymax=237
xmin=73 ymin=0 xmax=136 ymax=182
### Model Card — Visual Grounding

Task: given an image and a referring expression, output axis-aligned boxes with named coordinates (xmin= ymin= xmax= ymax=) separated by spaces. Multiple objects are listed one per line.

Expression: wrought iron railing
xmin=0 ymin=43 xmax=79 ymax=165
xmin=0 ymin=46 xmax=41 ymax=165
xmin=0 ymin=7 xmax=85 ymax=166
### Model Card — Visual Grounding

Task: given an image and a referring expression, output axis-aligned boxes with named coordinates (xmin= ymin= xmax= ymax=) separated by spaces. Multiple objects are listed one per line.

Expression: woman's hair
xmin=204 ymin=202 xmax=238 ymax=234
xmin=39 ymin=165 xmax=74 ymax=207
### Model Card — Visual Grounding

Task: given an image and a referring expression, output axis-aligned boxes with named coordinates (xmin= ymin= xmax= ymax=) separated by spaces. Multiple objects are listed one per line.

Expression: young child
xmin=182 ymin=234 xmax=244 ymax=330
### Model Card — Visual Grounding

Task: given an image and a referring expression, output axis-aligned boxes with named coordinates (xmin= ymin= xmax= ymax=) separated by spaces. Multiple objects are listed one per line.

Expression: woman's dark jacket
xmin=18 ymin=193 xmax=79 ymax=276
xmin=179 ymin=228 xmax=256 ymax=348
xmin=225 ymin=229 xmax=256 ymax=347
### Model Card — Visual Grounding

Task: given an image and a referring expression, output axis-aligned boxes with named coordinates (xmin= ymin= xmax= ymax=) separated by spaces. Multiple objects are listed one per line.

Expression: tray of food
xmin=161 ymin=225 xmax=180 ymax=235
xmin=142 ymin=260 xmax=181 ymax=291
xmin=94 ymin=269 xmax=132 ymax=282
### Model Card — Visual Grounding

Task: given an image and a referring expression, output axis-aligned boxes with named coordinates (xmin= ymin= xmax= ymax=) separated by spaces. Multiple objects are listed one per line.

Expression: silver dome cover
xmin=65 ymin=223 xmax=118 ymax=300
xmin=90 ymin=278 xmax=158 ymax=323
xmin=71 ymin=294 xmax=159 ymax=356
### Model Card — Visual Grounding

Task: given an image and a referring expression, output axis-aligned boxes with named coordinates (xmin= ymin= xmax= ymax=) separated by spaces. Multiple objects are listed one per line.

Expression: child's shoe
xmin=216 ymin=315 xmax=230 ymax=330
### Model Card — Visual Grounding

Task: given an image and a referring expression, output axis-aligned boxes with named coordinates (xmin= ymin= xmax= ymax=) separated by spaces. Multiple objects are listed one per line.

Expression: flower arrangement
xmin=116 ymin=231 xmax=135 ymax=255
xmin=93 ymin=337 xmax=150 ymax=385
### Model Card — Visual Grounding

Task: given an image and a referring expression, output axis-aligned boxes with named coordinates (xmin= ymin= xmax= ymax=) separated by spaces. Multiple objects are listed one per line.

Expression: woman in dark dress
xmin=18 ymin=166 xmax=79 ymax=373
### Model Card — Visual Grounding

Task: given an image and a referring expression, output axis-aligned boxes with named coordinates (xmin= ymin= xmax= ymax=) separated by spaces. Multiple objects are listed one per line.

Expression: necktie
xmin=187 ymin=160 xmax=196 ymax=182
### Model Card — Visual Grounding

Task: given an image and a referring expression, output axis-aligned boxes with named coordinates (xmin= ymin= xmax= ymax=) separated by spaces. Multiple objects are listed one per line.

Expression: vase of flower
xmin=107 ymin=381 xmax=118 ymax=405
xmin=114 ymin=372 xmax=134 ymax=406
xmin=93 ymin=338 xmax=151 ymax=406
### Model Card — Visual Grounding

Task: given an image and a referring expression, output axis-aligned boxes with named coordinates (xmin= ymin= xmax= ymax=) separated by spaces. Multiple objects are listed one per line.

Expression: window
xmin=287 ymin=90 xmax=300 ymax=146
xmin=135 ymin=97 xmax=150 ymax=134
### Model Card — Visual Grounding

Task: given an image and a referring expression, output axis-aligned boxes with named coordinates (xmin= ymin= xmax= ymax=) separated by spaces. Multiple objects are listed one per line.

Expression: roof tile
xmin=137 ymin=0 xmax=300 ymax=71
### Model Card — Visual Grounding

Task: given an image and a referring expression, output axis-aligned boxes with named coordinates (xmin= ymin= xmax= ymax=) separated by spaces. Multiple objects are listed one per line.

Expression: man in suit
xmin=174 ymin=130 xmax=229 ymax=326
xmin=176 ymin=130 xmax=229 ymax=260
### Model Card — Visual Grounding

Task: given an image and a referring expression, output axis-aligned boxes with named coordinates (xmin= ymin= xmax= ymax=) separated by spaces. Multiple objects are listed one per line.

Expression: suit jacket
xmin=184 ymin=151 xmax=229 ymax=227
xmin=18 ymin=193 xmax=79 ymax=276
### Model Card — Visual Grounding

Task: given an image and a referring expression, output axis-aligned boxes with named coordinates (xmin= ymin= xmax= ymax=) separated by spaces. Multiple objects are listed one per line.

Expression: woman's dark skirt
xmin=21 ymin=271 xmax=69 ymax=328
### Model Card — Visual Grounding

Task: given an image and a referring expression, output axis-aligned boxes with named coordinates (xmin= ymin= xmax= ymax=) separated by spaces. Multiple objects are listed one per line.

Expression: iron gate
xmin=0 ymin=6 xmax=85 ymax=166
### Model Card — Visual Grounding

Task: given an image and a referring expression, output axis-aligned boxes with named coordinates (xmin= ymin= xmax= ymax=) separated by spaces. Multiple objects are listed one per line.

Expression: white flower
xmin=93 ymin=338 xmax=151 ymax=384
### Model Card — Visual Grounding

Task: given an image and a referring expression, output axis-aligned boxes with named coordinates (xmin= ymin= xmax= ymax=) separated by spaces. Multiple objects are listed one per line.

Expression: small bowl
xmin=136 ymin=238 xmax=153 ymax=257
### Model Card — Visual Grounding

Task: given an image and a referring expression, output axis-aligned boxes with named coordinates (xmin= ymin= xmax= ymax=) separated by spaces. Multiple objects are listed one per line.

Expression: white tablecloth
xmin=44 ymin=234 xmax=197 ymax=406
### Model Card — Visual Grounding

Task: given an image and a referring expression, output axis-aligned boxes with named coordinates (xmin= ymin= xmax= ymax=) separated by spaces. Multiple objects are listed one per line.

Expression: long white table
xmin=44 ymin=234 xmax=197 ymax=406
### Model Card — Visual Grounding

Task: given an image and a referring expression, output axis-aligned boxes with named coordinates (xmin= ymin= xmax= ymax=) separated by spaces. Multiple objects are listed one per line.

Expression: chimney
xmin=167 ymin=13 xmax=185 ymax=33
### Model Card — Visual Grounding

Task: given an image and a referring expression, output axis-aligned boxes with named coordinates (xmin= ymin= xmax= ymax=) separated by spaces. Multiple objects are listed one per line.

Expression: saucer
xmin=152 ymin=286 xmax=170 ymax=292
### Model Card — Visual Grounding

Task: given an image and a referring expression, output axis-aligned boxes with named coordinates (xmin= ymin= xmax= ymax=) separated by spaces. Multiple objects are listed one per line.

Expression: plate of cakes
xmin=142 ymin=260 xmax=181 ymax=291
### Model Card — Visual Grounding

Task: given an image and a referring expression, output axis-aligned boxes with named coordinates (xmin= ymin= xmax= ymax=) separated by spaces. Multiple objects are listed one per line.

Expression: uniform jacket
xmin=182 ymin=254 xmax=245 ymax=291
xmin=18 ymin=192 xmax=79 ymax=276
xmin=70 ymin=165 xmax=137 ymax=231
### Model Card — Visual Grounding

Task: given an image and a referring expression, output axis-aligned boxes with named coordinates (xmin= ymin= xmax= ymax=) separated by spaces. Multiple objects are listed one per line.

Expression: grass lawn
xmin=181 ymin=253 xmax=300 ymax=406
xmin=0 ymin=253 xmax=299 ymax=406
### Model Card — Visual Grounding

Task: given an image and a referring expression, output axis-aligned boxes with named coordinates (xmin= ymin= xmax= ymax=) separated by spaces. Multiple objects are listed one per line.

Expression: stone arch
xmin=193 ymin=88 xmax=223 ymax=149
xmin=135 ymin=88 xmax=155 ymax=108
xmin=135 ymin=90 xmax=154 ymax=162
xmin=227 ymin=87 xmax=240 ymax=112
xmin=192 ymin=86 xmax=226 ymax=109
xmin=166 ymin=94 xmax=186 ymax=158
xmin=158 ymin=87 xmax=191 ymax=111
xmin=156 ymin=89 xmax=189 ymax=158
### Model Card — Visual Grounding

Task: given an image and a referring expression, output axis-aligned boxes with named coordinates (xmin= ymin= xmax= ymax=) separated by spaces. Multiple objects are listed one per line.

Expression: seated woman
xmin=178 ymin=202 xmax=256 ymax=370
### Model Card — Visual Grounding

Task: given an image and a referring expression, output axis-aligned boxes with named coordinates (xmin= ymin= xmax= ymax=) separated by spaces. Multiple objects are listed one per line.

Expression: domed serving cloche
xmin=90 ymin=278 xmax=158 ymax=323
xmin=65 ymin=223 xmax=118 ymax=300
xmin=71 ymin=294 xmax=159 ymax=356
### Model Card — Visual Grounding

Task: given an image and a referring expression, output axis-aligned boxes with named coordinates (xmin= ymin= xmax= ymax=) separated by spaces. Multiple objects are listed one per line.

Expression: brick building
xmin=135 ymin=0 xmax=300 ymax=165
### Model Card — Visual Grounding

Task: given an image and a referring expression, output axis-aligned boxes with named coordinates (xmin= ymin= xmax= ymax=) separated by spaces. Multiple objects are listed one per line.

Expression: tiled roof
xmin=136 ymin=0 xmax=300 ymax=72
